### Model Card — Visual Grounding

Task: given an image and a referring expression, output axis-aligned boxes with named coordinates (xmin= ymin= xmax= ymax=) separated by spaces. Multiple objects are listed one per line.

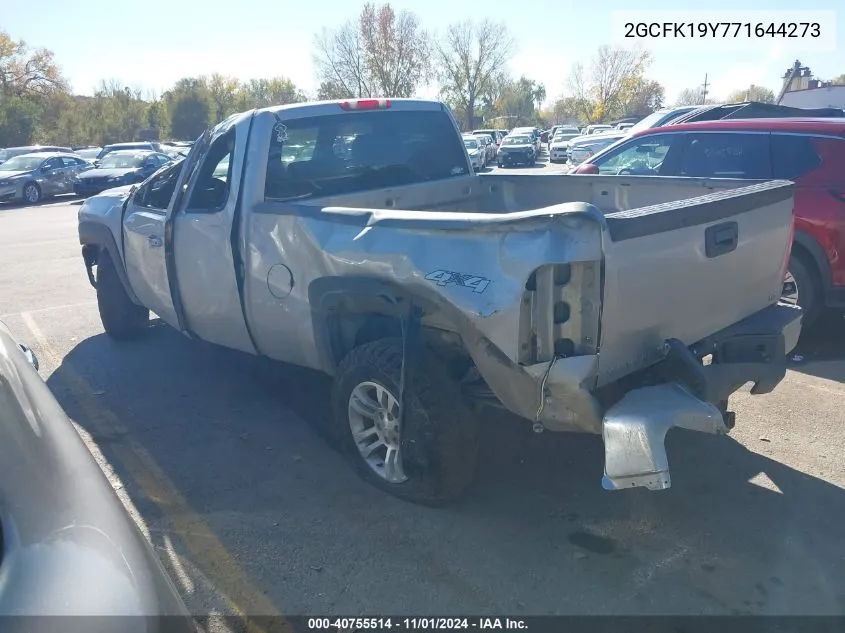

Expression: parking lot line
xmin=0 ymin=300 xmax=98 ymax=320
xmin=20 ymin=311 xmax=291 ymax=633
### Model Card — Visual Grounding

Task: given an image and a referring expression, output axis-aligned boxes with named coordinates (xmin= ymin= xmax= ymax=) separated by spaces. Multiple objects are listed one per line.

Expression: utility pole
xmin=701 ymin=74 xmax=709 ymax=104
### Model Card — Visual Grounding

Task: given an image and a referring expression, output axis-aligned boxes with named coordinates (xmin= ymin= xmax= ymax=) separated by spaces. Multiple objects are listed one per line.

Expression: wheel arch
xmin=78 ymin=220 xmax=143 ymax=306
xmin=791 ymin=230 xmax=831 ymax=293
xmin=307 ymin=276 xmax=470 ymax=374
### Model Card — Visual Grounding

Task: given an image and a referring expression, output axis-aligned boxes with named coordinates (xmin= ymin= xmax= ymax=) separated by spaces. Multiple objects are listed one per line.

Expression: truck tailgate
xmin=595 ymin=180 xmax=795 ymax=387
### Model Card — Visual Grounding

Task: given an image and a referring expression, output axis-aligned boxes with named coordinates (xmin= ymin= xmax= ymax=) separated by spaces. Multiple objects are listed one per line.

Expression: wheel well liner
xmin=308 ymin=276 xmax=451 ymax=372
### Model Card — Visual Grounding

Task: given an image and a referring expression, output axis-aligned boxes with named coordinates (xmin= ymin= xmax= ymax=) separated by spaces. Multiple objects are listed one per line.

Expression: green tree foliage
xmin=725 ymin=84 xmax=776 ymax=103
xmin=0 ymin=29 xmax=308 ymax=147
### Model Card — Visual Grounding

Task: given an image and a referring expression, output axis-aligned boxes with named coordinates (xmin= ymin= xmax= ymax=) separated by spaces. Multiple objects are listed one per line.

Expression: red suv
xmin=574 ymin=118 xmax=845 ymax=327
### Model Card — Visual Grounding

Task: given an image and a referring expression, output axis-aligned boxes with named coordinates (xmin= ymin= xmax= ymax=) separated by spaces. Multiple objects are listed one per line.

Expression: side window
xmin=60 ymin=156 xmax=81 ymax=167
xmin=677 ymin=133 xmax=771 ymax=179
xmin=136 ymin=161 xmax=183 ymax=211
xmin=43 ymin=158 xmax=63 ymax=171
xmin=593 ymin=134 xmax=678 ymax=175
xmin=186 ymin=131 xmax=234 ymax=212
xmin=771 ymin=135 xmax=821 ymax=180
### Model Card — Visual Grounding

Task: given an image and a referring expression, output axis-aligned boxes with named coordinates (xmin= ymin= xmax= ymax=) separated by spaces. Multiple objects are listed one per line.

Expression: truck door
xmin=122 ymin=160 xmax=184 ymax=329
xmin=163 ymin=120 xmax=257 ymax=354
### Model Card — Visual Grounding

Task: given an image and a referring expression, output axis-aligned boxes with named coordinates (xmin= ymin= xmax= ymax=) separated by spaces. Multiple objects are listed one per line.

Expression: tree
xmin=0 ymin=30 xmax=66 ymax=97
xmin=207 ymin=73 xmax=240 ymax=122
xmin=830 ymin=74 xmax=845 ymax=85
xmin=313 ymin=3 xmax=429 ymax=99
xmin=359 ymin=3 xmax=430 ymax=97
xmin=0 ymin=95 xmax=39 ymax=145
xmin=489 ymin=76 xmax=546 ymax=127
xmin=726 ymin=84 xmax=775 ymax=103
xmin=166 ymin=78 xmax=214 ymax=140
xmin=675 ymin=87 xmax=714 ymax=106
xmin=550 ymin=96 xmax=592 ymax=125
xmin=316 ymin=79 xmax=350 ymax=100
xmin=235 ymin=77 xmax=306 ymax=110
xmin=568 ymin=45 xmax=652 ymax=123
xmin=434 ymin=20 xmax=514 ymax=129
xmin=618 ymin=77 xmax=664 ymax=115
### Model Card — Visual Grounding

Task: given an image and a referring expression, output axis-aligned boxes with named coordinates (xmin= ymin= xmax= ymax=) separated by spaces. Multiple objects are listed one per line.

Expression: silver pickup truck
xmin=77 ymin=99 xmax=802 ymax=505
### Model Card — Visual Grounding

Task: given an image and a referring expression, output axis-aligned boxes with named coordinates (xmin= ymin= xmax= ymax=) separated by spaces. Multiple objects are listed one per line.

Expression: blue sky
xmin=3 ymin=0 xmax=842 ymax=106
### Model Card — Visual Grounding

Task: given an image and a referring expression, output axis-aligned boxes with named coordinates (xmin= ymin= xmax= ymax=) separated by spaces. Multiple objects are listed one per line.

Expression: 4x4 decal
xmin=425 ymin=270 xmax=491 ymax=294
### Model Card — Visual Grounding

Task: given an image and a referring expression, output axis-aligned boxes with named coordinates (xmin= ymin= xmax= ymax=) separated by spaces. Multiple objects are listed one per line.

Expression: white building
xmin=777 ymin=60 xmax=845 ymax=109
xmin=780 ymin=85 xmax=845 ymax=109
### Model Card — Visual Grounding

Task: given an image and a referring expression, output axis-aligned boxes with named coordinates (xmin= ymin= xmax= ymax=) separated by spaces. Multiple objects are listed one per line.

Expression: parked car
xmin=623 ymin=106 xmax=701 ymax=136
xmin=73 ymin=150 xmax=172 ymax=196
xmin=573 ymin=117 xmax=845 ymax=326
xmin=511 ymin=126 xmax=541 ymax=153
xmin=472 ymin=129 xmax=504 ymax=146
xmin=567 ymin=131 xmax=626 ymax=165
xmin=463 ymin=135 xmax=486 ymax=170
xmin=616 ymin=122 xmax=634 ymax=131
xmin=670 ymin=101 xmax=845 ymax=126
xmin=78 ymin=98 xmax=800 ymax=506
xmin=0 ymin=145 xmax=75 ymax=164
xmin=472 ymin=134 xmax=495 ymax=164
xmin=74 ymin=147 xmax=103 ymax=161
xmin=0 ymin=152 xmax=93 ymax=204
xmin=0 ymin=320 xmax=196 ymax=624
xmin=584 ymin=124 xmax=613 ymax=135
xmin=497 ymin=133 xmax=536 ymax=166
xmin=96 ymin=142 xmax=167 ymax=161
xmin=548 ymin=130 xmax=582 ymax=163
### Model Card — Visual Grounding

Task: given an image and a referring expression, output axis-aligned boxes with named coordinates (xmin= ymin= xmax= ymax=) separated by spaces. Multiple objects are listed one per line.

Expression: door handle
xmin=704 ymin=221 xmax=738 ymax=258
xmin=147 ymin=235 xmax=163 ymax=248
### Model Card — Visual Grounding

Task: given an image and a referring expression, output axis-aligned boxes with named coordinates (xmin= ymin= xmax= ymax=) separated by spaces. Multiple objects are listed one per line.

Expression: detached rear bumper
xmin=602 ymin=301 xmax=802 ymax=491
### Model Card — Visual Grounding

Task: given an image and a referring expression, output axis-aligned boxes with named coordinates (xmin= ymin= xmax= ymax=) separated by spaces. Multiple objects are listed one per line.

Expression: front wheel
xmin=331 ymin=338 xmax=478 ymax=505
xmin=23 ymin=182 xmax=41 ymax=204
xmin=96 ymin=251 xmax=150 ymax=340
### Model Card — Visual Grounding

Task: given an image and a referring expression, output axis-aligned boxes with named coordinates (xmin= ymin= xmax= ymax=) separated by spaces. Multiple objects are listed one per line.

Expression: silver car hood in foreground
xmin=0 ymin=321 xmax=193 ymax=627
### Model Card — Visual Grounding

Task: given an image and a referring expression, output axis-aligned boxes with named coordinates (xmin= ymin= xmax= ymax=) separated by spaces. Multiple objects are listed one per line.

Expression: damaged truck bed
xmin=77 ymin=98 xmax=802 ymax=503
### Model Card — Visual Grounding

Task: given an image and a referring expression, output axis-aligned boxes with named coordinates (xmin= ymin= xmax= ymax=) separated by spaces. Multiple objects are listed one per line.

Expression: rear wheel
xmin=783 ymin=253 xmax=822 ymax=328
xmin=96 ymin=251 xmax=150 ymax=340
xmin=331 ymin=338 xmax=478 ymax=505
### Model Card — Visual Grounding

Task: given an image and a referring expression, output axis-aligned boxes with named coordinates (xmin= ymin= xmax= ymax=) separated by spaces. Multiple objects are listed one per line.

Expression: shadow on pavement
xmin=48 ymin=324 xmax=845 ymax=615
xmin=788 ymin=312 xmax=845 ymax=382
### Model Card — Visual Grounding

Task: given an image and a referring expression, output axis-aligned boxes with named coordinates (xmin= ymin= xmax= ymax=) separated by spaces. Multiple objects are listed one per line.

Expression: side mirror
xmin=575 ymin=163 xmax=599 ymax=175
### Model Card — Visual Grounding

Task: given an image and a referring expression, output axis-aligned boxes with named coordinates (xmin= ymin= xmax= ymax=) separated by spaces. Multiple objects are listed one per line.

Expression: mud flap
xmin=601 ymin=382 xmax=728 ymax=491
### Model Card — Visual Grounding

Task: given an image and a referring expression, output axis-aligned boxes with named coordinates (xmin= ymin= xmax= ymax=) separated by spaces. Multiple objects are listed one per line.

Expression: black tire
xmin=22 ymin=182 xmax=41 ymax=204
xmin=331 ymin=338 xmax=478 ymax=505
xmin=788 ymin=253 xmax=822 ymax=328
xmin=96 ymin=251 xmax=150 ymax=340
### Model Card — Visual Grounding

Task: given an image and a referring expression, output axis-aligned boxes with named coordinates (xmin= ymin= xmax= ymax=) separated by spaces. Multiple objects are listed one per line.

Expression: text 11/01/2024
xmin=307 ymin=617 xmax=527 ymax=631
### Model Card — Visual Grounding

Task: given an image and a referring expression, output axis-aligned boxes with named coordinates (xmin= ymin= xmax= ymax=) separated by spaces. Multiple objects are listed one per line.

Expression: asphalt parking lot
xmin=1 ymin=156 xmax=844 ymax=623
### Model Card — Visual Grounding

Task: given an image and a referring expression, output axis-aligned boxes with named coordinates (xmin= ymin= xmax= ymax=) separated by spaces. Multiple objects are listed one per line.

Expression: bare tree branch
xmin=433 ymin=19 xmax=514 ymax=129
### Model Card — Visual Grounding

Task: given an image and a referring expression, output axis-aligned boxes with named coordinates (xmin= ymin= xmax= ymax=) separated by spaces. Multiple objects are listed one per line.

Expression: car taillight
xmin=338 ymin=99 xmax=392 ymax=111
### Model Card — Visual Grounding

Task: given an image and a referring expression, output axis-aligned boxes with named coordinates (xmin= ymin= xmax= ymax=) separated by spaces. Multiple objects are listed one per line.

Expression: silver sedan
xmin=0 ymin=152 xmax=92 ymax=204
xmin=0 ymin=320 xmax=195 ymax=625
